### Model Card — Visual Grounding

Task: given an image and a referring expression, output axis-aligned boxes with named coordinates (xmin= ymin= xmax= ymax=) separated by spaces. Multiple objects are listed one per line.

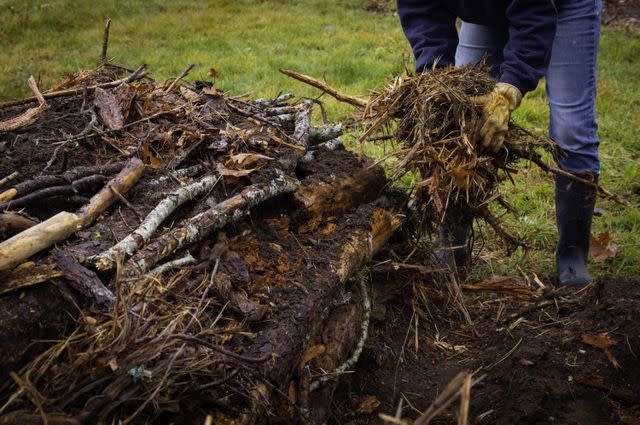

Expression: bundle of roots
xmin=360 ymin=65 xmax=562 ymax=248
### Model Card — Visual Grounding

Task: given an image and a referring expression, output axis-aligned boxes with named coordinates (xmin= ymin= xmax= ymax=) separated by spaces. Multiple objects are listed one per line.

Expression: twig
xmin=165 ymin=64 xmax=195 ymax=93
xmin=148 ymin=253 xmax=197 ymax=276
xmin=0 ymin=65 xmax=146 ymax=110
xmin=0 ymin=76 xmax=48 ymax=132
xmin=280 ymin=68 xmax=367 ymax=108
xmin=485 ymin=338 xmax=523 ymax=370
xmin=101 ymin=19 xmax=112 ymax=64
xmin=513 ymin=147 xmax=627 ymax=206
xmin=0 ymin=172 xmax=19 ymax=189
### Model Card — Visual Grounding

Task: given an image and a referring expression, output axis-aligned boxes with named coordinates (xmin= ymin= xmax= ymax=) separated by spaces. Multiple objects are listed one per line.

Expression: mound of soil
xmin=334 ymin=274 xmax=640 ymax=424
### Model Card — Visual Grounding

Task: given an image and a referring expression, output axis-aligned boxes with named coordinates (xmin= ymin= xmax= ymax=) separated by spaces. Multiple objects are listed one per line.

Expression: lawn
xmin=2 ymin=0 xmax=639 ymax=277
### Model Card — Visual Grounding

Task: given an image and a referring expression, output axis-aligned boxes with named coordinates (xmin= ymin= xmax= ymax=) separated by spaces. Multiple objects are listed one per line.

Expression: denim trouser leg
xmin=547 ymin=0 xmax=602 ymax=173
xmin=455 ymin=22 xmax=507 ymax=78
xmin=454 ymin=1 xmax=601 ymax=173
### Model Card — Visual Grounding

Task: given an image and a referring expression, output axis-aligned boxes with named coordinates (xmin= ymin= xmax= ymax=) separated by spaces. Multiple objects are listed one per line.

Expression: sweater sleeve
xmin=397 ymin=0 xmax=458 ymax=73
xmin=500 ymin=0 xmax=558 ymax=94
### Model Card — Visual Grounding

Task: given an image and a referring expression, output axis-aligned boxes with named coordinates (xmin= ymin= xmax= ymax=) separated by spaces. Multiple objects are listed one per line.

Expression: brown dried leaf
xmin=589 ymin=232 xmax=618 ymax=263
xmin=216 ymin=163 xmax=255 ymax=178
xmin=581 ymin=333 xmax=621 ymax=369
xmin=356 ymin=395 xmax=381 ymax=414
xmin=581 ymin=333 xmax=616 ymax=350
xmin=298 ymin=344 xmax=326 ymax=370
xmin=225 ymin=153 xmax=273 ymax=169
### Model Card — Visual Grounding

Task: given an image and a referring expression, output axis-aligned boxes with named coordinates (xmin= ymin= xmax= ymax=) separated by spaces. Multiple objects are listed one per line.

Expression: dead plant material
xmin=360 ymin=65 xmax=565 ymax=247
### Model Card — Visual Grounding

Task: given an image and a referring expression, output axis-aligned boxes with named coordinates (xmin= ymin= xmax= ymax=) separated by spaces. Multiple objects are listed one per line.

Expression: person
xmin=397 ymin=0 xmax=602 ymax=287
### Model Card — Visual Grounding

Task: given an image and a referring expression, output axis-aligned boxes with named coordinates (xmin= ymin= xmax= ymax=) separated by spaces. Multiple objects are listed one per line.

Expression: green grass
xmin=2 ymin=0 xmax=638 ymax=277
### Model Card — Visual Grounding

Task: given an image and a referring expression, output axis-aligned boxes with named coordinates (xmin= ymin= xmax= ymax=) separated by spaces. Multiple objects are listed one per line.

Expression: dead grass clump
xmin=361 ymin=65 xmax=560 ymax=247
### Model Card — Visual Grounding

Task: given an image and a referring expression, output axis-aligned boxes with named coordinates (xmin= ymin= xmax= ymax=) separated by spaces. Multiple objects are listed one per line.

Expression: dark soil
xmin=332 ymin=273 xmax=640 ymax=424
xmin=603 ymin=0 xmax=640 ymax=25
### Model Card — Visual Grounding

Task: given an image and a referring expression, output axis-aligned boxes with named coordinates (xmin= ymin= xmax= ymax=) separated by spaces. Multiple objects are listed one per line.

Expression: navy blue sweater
xmin=397 ymin=0 xmax=558 ymax=94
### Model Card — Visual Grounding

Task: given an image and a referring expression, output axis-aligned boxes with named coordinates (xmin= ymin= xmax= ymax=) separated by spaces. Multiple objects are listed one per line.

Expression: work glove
xmin=472 ymin=83 xmax=522 ymax=153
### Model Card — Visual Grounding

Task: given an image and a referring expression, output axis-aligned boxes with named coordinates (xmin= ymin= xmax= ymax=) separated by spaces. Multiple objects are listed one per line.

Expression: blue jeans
xmin=454 ymin=0 xmax=602 ymax=173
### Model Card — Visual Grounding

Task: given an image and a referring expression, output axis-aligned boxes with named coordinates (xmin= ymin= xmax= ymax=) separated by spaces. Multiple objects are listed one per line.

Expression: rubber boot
xmin=555 ymin=173 xmax=597 ymax=288
xmin=433 ymin=209 xmax=473 ymax=274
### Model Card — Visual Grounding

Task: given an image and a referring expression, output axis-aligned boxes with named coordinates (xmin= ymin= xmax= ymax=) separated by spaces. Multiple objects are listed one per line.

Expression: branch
xmin=0 ymin=76 xmax=48 ymax=132
xmin=90 ymin=174 xmax=220 ymax=270
xmin=280 ymin=69 xmax=367 ymax=108
xmin=0 ymin=65 xmax=146 ymax=110
xmin=123 ymin=172 xmax=299 ymax=277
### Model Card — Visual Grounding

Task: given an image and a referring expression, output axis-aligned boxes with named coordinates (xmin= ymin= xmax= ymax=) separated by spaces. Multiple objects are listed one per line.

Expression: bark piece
xmin=54 ymin=251 xmax=115 ymax=308
xmin=94 ymin=87 xmax=125 ymax=131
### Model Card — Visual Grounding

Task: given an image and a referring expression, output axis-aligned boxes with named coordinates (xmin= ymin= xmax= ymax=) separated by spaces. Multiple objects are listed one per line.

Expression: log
xmin=0 ymin=158 xmax=144 ymax=272
xmin=123 ymin=172 xmax=299 ymax=276
xmin=246 ymin=206 xmax=400 ymax=387
xmin=0 ymin=212 xmax=81 ymax=273
xmin=89 ymin=174 xmax=220 ymax=270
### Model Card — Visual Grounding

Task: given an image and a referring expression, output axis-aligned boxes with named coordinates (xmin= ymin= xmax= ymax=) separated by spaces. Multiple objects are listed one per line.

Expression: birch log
xmin=90 ymin=175 xmax=220 ymax=270
xmin=123 ymin=173 xmax=299 ymax=277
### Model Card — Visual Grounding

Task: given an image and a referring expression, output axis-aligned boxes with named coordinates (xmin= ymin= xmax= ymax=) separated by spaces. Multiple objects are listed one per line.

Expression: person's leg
xmin=546 ymin=0 xmax=602 ymax=287
xmin=434 ymin=23 xmax=508 ymax=273
xmin=455 ymin=22 xmax=508 ymax=74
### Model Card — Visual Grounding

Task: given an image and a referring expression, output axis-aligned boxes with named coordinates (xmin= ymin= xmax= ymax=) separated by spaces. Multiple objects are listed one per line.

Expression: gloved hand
xmin=472 ymin=83 xmax=522 ymax=152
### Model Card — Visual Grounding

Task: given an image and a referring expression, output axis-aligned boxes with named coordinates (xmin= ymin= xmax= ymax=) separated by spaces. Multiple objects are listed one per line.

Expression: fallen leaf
xmin=581 ymin=333 xmax=621 ymax=369
xmin=225 ymin=153 xmax=273 ymax=169
xmin=519 ymin=358 xmax=535 ymax=366
xmin=589 ymin=232 xmax=618 ymax=263
xmin=203 ymin=86 xmax=222 ymax=97
xmin=298 ymin=345 xmax=326 ymax=370
xmin=356 ymin=395 xmax=381 ymax=414
xmin=216 ymin=163 xmax=255 ymax=177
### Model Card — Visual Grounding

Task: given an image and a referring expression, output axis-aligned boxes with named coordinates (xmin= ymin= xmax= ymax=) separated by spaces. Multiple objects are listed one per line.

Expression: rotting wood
xmin=123 ymin=172 xmax=299 ymax=277
xmin=89 ymin=174 xmax=220 ymax=270
xmin=0 ymin=213 xmax=38 ymax=240
xmin=54 ymin=251 xmax=115 ymax=308
xmin=0 ymin=76 xmax=48 ymax=132
xmin=293 ymin=165 xmax=387 ymax=233
xmin=0 ymin=263 xmax=64 ymax=296
xmin=246 ymin=207 xmax=401 ymax=387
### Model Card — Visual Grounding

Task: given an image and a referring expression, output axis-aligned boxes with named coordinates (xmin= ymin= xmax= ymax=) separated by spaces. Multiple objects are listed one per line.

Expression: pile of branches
xmin=0 ymin=25 xmax=393 ymax=424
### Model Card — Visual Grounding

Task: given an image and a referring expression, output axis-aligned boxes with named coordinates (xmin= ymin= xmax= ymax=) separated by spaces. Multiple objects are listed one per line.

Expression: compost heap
xmin=0 ymin=62 xmax=619 ymax=424
xmin=0 ymin=58 xmax=399 ymax=424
